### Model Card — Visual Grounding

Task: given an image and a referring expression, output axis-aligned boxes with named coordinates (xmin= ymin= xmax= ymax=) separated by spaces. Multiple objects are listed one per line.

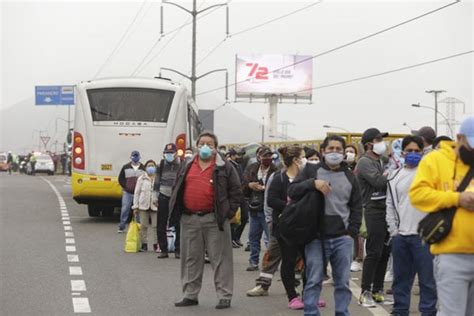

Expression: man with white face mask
xmin=356 ymin=128 xmax=392 ymax=308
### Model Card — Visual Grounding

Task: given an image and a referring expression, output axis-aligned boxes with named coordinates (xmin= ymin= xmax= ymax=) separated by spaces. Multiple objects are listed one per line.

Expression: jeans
xmin=248 ymin=211 xmax=269 ymax=266
xmin=434 ymin=254 xmax=474 ymax=316
xmin=119 ymin=191 xmax=134 ymax=230
xmin=361 ymin=208 xmax=391 ymax=292
xmin=392 ymin=235 xmax=437 ymax=316
xmin=304 ymin=236 xmax=353 ymax=316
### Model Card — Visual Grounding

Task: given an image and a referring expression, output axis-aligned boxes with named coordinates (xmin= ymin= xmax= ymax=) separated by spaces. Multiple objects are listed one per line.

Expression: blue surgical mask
xmin=199 ymin=145 xmax=213 ymax=160
xmin=164 ymin=153 xmax=175 ymax=163
xmin=131 ymin=155 xmax=140 ymax=163
xmin=404 ymin=152 xmax=422 ymax=167
xmin=146 ymin=166 xmax=156 ymax=175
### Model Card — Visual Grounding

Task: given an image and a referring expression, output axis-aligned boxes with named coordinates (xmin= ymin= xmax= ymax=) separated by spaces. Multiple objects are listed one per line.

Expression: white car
xmin=28 ymin=154 xmax=55 ymax=175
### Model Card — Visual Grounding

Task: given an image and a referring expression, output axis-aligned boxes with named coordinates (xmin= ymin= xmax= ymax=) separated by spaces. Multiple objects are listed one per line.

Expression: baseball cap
xmin=459 ymin=116 xmax=474 ymax=148
xmin=361 ymin=128 xmax=389 ymax=145
xmin=259 ymin=147 xmax=273 ymax=157
xmin=413 ymin=126 xmax=437 ymax=144
xmin=131 ymin=150 xmax=140 ymax=157
xmin=163 ymin=143 xmax=177 ymax=153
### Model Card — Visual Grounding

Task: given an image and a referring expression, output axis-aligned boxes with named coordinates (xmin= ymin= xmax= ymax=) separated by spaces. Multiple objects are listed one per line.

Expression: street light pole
xmin=425 ymin=90 xmax=446 ymax=134
xmin=411 ymin=103 xmax=453 ymax=136
xmin=323 ymin=125 xmax=350 ymax=133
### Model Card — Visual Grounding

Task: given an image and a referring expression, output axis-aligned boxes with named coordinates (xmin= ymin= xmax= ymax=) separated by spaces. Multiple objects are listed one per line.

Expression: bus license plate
xmin=101 ymin=164 xmax=112 ymax=171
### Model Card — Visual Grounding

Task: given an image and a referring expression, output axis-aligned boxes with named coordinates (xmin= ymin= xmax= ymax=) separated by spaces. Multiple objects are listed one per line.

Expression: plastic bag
xmin=124 ymin=218 xmax=141 ymax=253
xmin=229 ymin=208 xmax=241 ymax=225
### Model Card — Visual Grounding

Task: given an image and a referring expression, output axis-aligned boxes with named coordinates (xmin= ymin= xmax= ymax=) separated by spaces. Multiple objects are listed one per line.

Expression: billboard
xmin=235 ymin=54 xmax=313 ymax=98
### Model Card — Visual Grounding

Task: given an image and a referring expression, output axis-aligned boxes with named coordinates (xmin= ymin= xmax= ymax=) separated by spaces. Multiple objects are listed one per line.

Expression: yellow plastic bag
xmin=230 ymin=208 xmax=241 ymax=225
xmin=124 ymin=218 xmax=141 ymax=253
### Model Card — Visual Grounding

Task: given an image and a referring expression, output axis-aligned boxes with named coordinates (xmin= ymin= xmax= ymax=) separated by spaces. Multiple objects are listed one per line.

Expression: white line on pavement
xmin=72 ymin=298 xmax=91 ymax=313
xmin=65 ymin=232 xmax=75 ymax=237
xmin=349 ymin=280 xmax=390 ymax=316
xmin=71 ymin=280 xmax=87 ymax=292
xmin=66 ymin=246 xmax=77 ymax=252
xmin=63 ymin=221 xmax=71 ymax=225
xmin=66 ymin=238 xmax=76 ymax=244
xmin=67 ymin=254 xmax=80 ymax=262
xmin=64 ymin=226 xmax=72 ymax=231
xmin=69 ymin=266 xmax=83 ymax=276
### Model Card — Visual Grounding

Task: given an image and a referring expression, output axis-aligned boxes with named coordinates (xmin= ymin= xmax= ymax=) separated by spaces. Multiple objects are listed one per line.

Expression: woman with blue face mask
xmin=132 ymin=159 xmax=159 ymax=252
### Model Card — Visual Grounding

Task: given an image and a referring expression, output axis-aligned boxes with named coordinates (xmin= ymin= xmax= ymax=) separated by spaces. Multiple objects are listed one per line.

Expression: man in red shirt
xmin=169 ymin=132 xmax=242 ymax=310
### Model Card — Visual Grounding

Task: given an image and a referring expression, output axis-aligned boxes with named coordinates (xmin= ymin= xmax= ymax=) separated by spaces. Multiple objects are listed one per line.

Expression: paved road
xmin=0 ymin=173 xmax=422 ymax=315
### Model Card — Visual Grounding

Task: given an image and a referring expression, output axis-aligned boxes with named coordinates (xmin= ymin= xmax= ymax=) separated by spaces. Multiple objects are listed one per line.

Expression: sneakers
xmin=322 ymin=277 xmax=334 ymax=285
xmin=235 ymin=240 xmax=244 ymax=247
xmin=288 ymin=297 xmax=304 ymax=310
xmin=117 ymin=228 xmax=125 ymax=233
xmin=244 ymin=244 xmax=250 ymax=252
xmin=157 ymin=252 xmax=169 ymax=259
xmin=215 ymin=299 xmax=231 ymax=309
xmin=350 ymin=261 xmax=362 ymax=272
xmin=359 ymin=290 xmax=376 ymax=308
xmin=139 ymin=243 xmax=147 ymax=252
xmin=318 ymin=299 xmax=326 ymax=308
xmin=246 ymin=285 xmax=268 ymax=297
xmin=372 ymin=291 xmax=386 ymax=304
xmin=232 ymin=240 xmax=241 ymax=248
xmin=246 ymin=264 xmax=259 ymax=271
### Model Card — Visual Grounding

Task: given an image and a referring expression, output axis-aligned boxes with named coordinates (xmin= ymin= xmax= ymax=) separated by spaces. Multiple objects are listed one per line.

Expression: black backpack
xmin=278 ymin=188 xmax=325 ymax=245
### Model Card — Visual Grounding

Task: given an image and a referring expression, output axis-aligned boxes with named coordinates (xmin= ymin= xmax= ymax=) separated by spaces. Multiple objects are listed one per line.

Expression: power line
xmin=209 ymin=50 xmax=473 ymax=115
xmin=196 ymin=0 xmax=460 ymax=97
xmin=93 ymin=1 xmax=149 ymax=79
xmin=195 ymin=0 xmax=323 ymax=69
xmin=132 ymin=1 xmax=222 ymax=76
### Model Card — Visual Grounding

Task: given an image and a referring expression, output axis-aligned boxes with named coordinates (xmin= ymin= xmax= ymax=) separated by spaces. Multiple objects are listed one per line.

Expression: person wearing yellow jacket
xmin=409 ymin=116 xmax=474 ymax=316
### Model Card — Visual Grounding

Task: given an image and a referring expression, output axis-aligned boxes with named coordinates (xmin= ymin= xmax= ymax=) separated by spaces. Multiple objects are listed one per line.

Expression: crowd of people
xmin=117 ymin=116 xmax=474 ymax=316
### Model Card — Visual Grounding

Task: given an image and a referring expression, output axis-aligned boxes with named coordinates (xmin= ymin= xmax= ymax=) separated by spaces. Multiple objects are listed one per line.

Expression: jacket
xmin=288 ymin=161 xmax=362 ymax=238
xmin=355 ymin=153 xmax=388 ymax=210
xmin=132 ymin=173 xmax=158 ymax=211
xmin=409 ymin=141 xmax=474 ymax=254
xmin=168 ymin=154 xmax=243 ymax=231
xmin=267 ymin=170 xmax=289 ymax=238
xmin=242 ymin=162 xmax=278 ymax=198
xmin=118 ymin=162 xmax=146 ymax=194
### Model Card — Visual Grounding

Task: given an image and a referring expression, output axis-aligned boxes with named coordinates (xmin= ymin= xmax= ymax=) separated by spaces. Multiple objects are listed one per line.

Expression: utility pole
xmin=161 ymin=0 xmax=229 ymax=100
xmin=425 ymin=90 xmax=446 ymax=134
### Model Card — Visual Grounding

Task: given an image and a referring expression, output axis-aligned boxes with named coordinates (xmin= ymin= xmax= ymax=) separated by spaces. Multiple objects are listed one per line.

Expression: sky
xmin=1 ymin=0 xmax=473 ymax=152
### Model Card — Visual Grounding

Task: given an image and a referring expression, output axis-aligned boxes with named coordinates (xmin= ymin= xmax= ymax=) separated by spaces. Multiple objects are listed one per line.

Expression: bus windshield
xmin=87 ymin=88 xmax=175 ymax=123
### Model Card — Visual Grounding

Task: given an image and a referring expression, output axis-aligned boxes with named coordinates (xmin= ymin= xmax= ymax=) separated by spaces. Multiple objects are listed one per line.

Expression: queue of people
xmin=116 ymin=116 xmax=474 ymax=315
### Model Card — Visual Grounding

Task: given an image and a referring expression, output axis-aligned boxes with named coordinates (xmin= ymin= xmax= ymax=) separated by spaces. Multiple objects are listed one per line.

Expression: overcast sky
xmin=1 ymin=0 xmax=473 ymax=152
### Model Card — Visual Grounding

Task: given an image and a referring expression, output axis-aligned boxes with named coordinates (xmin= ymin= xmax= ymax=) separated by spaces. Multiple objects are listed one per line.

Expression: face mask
xmin=146 ymin=166 xmax=156 ymax=175
xmin=307 ymin=160 xmax=319 ymax=165
xmin=164 ymin=153 xmax=175 ymax=163
xmin=372 ymin=142 xmax=387 ymax=156
xmin=298 ymin=157 xmax=307 ymax=170
xmin=459 ymin=145 xmax=474 ymax=167
xmin=325 ymin=152 xmax=344 ymax=166
xmin=185 ymin=152 xmax=193 ymax=158
xmin=131 ymin=155 xmax=140 ymax=163
xmin=199 ymin=145 xmax=213 ymax=160
xmin=261 ymin=158 xmax=273 ymax=167
xmin=345 ymin=152 xmax=356 ymax=163
xmin=423 ymin=145 xmax=433 ymax=155
xmin=404 ymin=152 xmax=422 ymax=167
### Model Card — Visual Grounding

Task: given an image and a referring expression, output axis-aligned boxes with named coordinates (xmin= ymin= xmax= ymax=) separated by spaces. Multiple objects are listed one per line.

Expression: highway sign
xmin=35 ymin=86 xmax=75 ymax=105
xmin=40 ymin=136 xmax=51 ymax=147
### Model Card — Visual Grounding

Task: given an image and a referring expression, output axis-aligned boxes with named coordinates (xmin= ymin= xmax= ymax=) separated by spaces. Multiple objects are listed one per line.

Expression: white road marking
xmin=71 ymin=280 xmax=87 ymax=291
xmin=42 ymin=178 xmax=92 ymax=314
xmin=69 ymin=266 xmax=83 ymax=276
xmin=72 ymin=297 xmax=91 ymax=313
xmin=66 ymin=246 xmax=77 ymax=252
xmin=67 ymin=254 xmax=79 ymax=262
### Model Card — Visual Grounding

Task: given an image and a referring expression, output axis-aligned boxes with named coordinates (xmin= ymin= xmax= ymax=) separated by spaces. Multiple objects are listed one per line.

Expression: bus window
xmin=87 ymin=88 xmax=175 ymax=123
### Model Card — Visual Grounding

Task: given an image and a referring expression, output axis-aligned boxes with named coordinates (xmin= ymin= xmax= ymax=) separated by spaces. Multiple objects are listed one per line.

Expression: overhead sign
xmin=40 ymin=136 xmax=51 ymax=147
xmin=35 ymin=86 xmax=75 ymax=105
xmin=235 ymin=54 xmax=313 ymax=99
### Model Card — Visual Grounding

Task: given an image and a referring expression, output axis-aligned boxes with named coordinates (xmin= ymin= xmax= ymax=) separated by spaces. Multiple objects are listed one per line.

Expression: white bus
xmin=71 ymin=77 xmax=201 ymax=217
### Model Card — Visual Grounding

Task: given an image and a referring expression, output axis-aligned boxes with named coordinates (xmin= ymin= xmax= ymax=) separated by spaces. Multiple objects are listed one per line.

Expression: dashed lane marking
xmin=71 ymin=280 xmax=87 ymax=292
xmin=69 ymin=267 xmax=83 ymax=276
xmin=72 ymin=298 xmax=91 ymax=313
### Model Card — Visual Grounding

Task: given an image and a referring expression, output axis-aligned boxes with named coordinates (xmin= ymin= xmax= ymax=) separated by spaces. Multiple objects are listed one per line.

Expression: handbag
xmin=418 ymin=167 xmax=474 ymax=244
xmin=124 ymin=217 xmax=141 ymax=253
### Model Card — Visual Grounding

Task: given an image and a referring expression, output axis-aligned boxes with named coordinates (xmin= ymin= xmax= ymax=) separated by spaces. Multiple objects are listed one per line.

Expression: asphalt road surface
xmin=1 ymin=173 xmax=423 ymax=315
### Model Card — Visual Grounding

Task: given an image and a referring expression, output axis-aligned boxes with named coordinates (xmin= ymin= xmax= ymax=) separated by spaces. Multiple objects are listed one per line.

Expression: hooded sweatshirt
xmin=409 ymin=141 xmax=474 ymax=254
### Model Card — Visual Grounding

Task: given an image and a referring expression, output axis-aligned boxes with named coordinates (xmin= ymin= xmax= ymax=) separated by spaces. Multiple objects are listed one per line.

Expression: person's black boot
xmin=175 ymin=298 xmax=198 ymax=307
xmin=215 ymin=299 xmax=231 ymax=309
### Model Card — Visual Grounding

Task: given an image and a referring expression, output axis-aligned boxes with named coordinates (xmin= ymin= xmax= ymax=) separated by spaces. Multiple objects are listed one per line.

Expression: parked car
xmin=27 ymin=154 xmax=54 ymax=175
xmin=0 ymin=153 xmax=9 ymax=171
